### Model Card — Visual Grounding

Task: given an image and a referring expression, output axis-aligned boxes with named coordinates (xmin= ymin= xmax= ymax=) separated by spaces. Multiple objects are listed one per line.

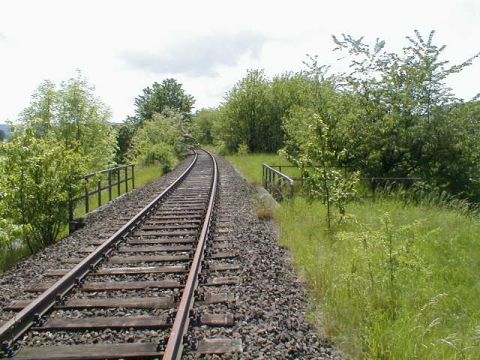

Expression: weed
xmin=256 ymin=206 xmax=273 ymax=220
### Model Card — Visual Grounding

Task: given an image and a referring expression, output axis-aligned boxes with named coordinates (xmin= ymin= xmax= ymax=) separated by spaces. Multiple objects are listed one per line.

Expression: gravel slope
xmin=184 ymin=155 xmax=342 ymax=359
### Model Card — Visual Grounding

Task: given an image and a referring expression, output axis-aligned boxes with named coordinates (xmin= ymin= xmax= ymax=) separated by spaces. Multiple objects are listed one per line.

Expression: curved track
xmin=0 ymin=150 xmax=223 ymax=359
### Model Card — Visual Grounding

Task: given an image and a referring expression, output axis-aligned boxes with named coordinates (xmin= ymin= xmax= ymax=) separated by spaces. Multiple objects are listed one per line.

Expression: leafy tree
xmin=282 ymin=107 xmax=358 ymax=228
xmin=19 ymin=73 xmax=117 ymax=170
xmin=114 ymin=116 xmax=136 ymax=164
xmin=191 ymin=108 xmax=219 ymax=145
xmin=133 ymin=78 xmax=195 ymax=127
xmin=128 ymin=112 xmax=188 ymax=172
xmin=217 ymin=70 xmax=326 ymax=154
xmin=0 ymin=126 xmax=87 ymax=249
xmin=0 ymin=130 xmax=5 ymax=141
xmin=312 ymin=30 xmax=480 ymax=199
xmin=221 ymin=69 xmax=271 ymax=152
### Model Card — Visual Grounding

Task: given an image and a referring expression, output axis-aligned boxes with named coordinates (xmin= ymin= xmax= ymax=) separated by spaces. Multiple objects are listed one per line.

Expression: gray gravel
xmin=0 ymin=155 xmax=194 ymax=320
xmin=184 ymin=155 xmax=342 ymax=359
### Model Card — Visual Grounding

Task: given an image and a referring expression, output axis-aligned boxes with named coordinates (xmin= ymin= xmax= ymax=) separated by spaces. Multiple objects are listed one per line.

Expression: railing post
xmin=85 ymin=182 xmax=89 ymax=214
xmin=125 ymin=167 xmax=128 ymax=192
xmin=132 ymin=165 xmax=135 ymax=189
xmin=117 ymin=169 xmax=121 ymax=196
xmin=97 ymin=179 xmax=102 ymax=207
xmin=108 ymin=171 xmax=112 ymax=202
xmin=264 ymin=166 xmax=266 ymax=188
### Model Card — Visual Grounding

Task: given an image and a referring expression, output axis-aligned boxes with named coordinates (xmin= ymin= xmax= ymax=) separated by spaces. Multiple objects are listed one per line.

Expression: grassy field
xmin=224 ymin=152 xmax=480 ymax=359
xmin=224 ymin=153 xmax=296 ymax=184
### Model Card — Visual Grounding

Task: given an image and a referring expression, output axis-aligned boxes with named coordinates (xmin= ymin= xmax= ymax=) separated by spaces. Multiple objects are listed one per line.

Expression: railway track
xmin=0 ymin=150 xmax=242 ymax=359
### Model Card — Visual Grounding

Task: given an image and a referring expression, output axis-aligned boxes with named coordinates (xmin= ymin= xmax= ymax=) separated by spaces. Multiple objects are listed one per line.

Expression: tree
xmin=311 ymin=30 xmax=480 ymax=199
xmin=191 ymin=108 xmax=220 ymax=145
xmin=115 ymin=116 xmax=136 ymax=164
xmin=220 ymin=69 xmax=273 ymax=152
xmin=128 ymin=112 xmax=188 ymax=172
xmin=133 ymin=78 xmax=195 ymax=127
xmin=0 ymin=127 xmax=87 ymax=249
xmin=19 ymin=72 xmax=117 ymax=170
xmin=282 ymin=106 xmax=358 ymax=229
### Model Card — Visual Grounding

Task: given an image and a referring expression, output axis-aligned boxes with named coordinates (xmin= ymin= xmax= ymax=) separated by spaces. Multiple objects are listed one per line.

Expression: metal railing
xmin=262 ymin=164 xmax=295 ymax=201
xmin=68 ymin=164 xmax=135 ymax=232
xmin=262 ymin=164 xmax=422 ymax=201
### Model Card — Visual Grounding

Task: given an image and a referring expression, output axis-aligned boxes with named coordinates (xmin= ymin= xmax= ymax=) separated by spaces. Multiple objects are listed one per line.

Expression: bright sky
xmin=0 ymin=0 xmax=479 ymax=122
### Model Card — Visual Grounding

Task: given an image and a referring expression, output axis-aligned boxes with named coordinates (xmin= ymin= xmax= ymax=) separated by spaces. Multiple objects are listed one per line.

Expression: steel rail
xmin=163 ymin=150 xmax=218 ymax=360
xmin=0 ymin=152 xmax=199 ymax=350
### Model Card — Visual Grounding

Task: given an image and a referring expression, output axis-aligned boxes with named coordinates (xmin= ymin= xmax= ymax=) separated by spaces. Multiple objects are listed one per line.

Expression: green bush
xmin=0 ymin=130 xmax=87 ymax=251
xmin=128 ymin=112 xmax=187 ymax=169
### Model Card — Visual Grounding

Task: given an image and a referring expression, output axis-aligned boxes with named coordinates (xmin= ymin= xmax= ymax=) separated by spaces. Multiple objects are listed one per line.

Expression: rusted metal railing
xmin=262 ymin=164 xmax=295 ymax=201
xmin=68 ymin=164 xmax=135 ymax=233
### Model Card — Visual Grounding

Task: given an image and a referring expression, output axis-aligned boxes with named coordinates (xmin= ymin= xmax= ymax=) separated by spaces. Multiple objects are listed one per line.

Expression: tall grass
xmin=222 ymin=153 xmax=480 ymax=359
xmin=277 ymin=198 xmax=480 ymax=359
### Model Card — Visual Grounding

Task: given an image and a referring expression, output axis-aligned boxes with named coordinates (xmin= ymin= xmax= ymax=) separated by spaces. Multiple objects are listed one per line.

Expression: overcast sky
xmin=0 ymin=0 xmax=479 ymax=122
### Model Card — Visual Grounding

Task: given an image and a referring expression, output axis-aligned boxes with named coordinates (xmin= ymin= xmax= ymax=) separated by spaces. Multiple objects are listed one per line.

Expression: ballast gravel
xmin=183 ymin=155 xmax=342 ymax=359
xmin=0 ymin=155 xmax=193 ymax=319
xmin=0 ymin=152 xmax=342 ymax=359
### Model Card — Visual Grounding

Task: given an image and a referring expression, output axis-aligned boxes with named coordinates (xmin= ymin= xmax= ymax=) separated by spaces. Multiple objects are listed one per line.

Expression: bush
xmin=128 ymin=112 xmax=187 ymax=169
xmin=0 ymin=131 xmax=87 ymax=251
xmin=237 ymin=143 xmax=249 ymax=155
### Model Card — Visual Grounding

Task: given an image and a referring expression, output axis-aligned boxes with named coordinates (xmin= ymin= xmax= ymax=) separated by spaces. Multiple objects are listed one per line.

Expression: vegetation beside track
xmin=0 ymin=163 xmax=168 ymax=272
xmin=225 ymin=153 xmax=480 ymax=359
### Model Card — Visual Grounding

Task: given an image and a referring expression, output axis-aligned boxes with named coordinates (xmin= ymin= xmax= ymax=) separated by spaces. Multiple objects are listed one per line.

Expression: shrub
xmin=0 ymin=131 xmax=87 ymax=250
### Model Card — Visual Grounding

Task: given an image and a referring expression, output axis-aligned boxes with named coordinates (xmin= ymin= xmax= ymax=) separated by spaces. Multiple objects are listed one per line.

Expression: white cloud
xmin=0 ymin=0 xmax=478 ymax=122
xmin=120 ymin=31 xmax=268 ymax=76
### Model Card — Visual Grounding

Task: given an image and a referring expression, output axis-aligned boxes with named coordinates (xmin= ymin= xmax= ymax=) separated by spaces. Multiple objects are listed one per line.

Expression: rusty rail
xmin=163 ymin=150 xmax=218 ymax=359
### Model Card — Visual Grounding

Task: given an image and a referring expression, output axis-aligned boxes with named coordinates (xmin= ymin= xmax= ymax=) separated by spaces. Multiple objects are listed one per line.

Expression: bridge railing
xmin=262 ymin=164 xmax=295 ymax=201
xmin=262 ymin=164 xmax=422 ymax=201
xmin=68 ymin=164 xmax=135 ymax=232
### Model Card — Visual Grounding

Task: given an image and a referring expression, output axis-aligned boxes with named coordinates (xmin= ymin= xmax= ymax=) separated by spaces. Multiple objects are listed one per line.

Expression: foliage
xmin=133 ymin=78 xmax=195 ymax=127
xmin=19 ymin=72 xmax=117 ymax=170
xmin=281 ymin=106 xmax=358 ymax=228
xmin=191 ymin=108 xmax=219 ymax=145
xmin=114 ymin=117 xmax=136 ymax=163
xmin=237 ymin=143 xmax=249 ymax=155
xmin=0 ymin=129 xmax=86 ymax=250
xmin=277 ymin=197 xmax=480 ymax=359
xmin=321 ymin=30 xmax=480 ymax=200
xmin=217 ymin=70 xmax=318 ymax=154
xmin=219 ymin=69 xmax=272 ymax=152
xmin=128 ymin=112 xmax=187 ymax=172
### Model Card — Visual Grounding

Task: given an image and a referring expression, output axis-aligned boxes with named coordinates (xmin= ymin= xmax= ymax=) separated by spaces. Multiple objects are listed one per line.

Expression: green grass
xmin=224 ymin=153 xmax=297 ymax=185
xmin=279 ymin=199 xmax=480 ymax=359
xmin=224 ymin=153 xmax=480 ymax=359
